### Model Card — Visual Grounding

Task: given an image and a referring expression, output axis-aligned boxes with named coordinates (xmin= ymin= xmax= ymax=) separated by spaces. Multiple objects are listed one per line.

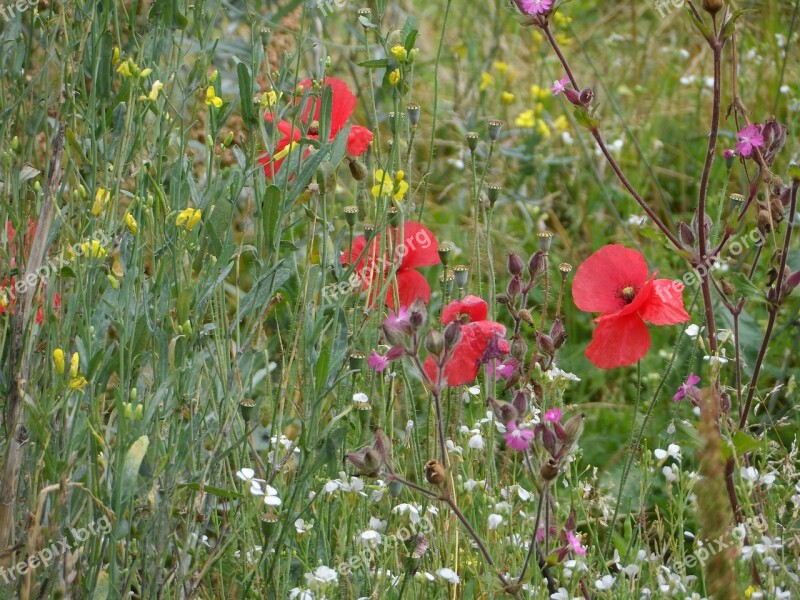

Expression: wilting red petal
xmin=389 ymin=269 xmax=431 ymax=310
xmin=439 ymin=320 xmax=508 ymax=386
xmin=396 ymin=222 xmax=440 ymax=270
xmin=639 ymin=279 xmax=690 ymax=325
xmin=572 ymin=244 xmax=649 ymax=314
xmin=347 ymin=125 xmax=373 ymax=156
xmin=441 ymin=295 xmax=488 ymax=324
xmin=585 ymin=312 xmax=651 ymax=369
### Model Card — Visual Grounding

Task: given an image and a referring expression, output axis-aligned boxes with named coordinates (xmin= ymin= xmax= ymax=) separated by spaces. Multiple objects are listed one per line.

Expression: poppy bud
xmin=537 ymin=231 xmax=554 ymax=252
xmin=679 ymin=222 xmax=695 ymax=246
xmin=540 ymin=458 xmax=559 ymax=481
xmin=487 ymin=119 xmax=503 ymax=142
xmin=406 ymin=103 xmax=421 ymax=127
xmin=510 ymin=335 xmax=527 ymax=360
xmin=425 ymin=329 xmax=444 ymax=356
xmin=466 ymin=131 xmax=480 ymax=153
xmin=563 ymin=413 xmax=586 ymax=443
xmin=489 ymin=397 xmax=519 ymax=423
xmin=507 ymin=253 xmax=524 ymax=276
xmin=348 ymin=158 xmax=368 ymax=181
xmin=438 ymin=243 xmax=453 ymax=266
xmin=409 ymin=298 xmax=427 ymax=329
xmin=702 ymin=0 xmax=723 ymax=14
xmin=424 ymin=459 xmax=447 ymax=486
xmin=487 ymin=184 xmax=501 ymax=207
xmin=512 ymin=389 xmax=529 ymax=415
xmin=579 ymin=88 xmax=594 ymax=106
xmin=507 ymin=275 xmax=522 ymax=297
xmin=344 ymin=205 xmax=359 ymax=227
xmin=317 ymin=162 xmax=336 ymax=194
xmin=443 ymin=320 xmax=463 ymax=349
xmin=453 ymin=265 xmax=469 ymax=289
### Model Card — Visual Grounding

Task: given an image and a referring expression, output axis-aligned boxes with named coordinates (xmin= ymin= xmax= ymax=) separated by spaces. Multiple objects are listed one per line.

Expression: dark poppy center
xmin=620 ymin=286 xmax=636 ymax=304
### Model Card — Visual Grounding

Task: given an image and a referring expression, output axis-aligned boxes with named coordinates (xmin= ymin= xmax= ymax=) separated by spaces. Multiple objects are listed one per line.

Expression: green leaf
xmin=358 ymin=59 xmax=389 ymax=69
xmin=262 ymin=185 xmax=281 ymax=253
xmin=120 ymin=436 xmax=149 ymax=502
xmin=722 ymin=8 xmax=757 ymax=41
xmin=237 ymin=63 xmax=256 ymax=127
xmin=93 ymin=570 xmax=110 ymax=600
xmin=573 ymin=107 xmax=600 ymax=131
xmin=685 ymin=6 xmax=715 ymax=42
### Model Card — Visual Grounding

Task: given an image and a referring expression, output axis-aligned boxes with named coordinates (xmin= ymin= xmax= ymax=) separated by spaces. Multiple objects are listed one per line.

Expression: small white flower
xmin=295 ymin=518 xmax=313 ymax=534
xmin=488 ymin=514 xmax=504 ymax=530
xmin=304 ymin=565 xmax=338 ymax=587
xmin=353 ymin=392 xmax=369 ymax=404
xmin=547 ymin=367 xmax=581 ymax=382
xmin=680 ymin=75 xmax=697 ymax=86
xmin=368 ymin=517 xmax=387 ymax=531
xmin=663 ymin=464 xmax=679 ymax=483
xmin=289 ymin=588 xmax=314 ymax=600
xmin=359 ymin=529 xmax=381 ymax=545
xmin=468 ymin=433 xmax=485 ymax=450
xmin=654 ymin=444 xmax=681 ymax=462
xmin=685 ymin=324 xmax=700 ymax=338
xmin=236 ymin=468 xmax=267 ymax=496
xmin=393 ymin=503 xmax=422 ymax=524
xmin=595 ymin=574 xmax=616 ymax=590
xmin=263 ymin=484 xmax=281 ymax=506
xmin=741 ymin=466 xmax=759 ymax=482
xmin=436 ymin=567 xmax=460 ymax=584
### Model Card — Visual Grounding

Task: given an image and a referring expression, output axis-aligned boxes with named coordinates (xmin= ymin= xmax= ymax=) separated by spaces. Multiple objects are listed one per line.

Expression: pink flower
xmin=517 ymin=0 xmax=553 ymax=15
xmin=551 ymin=76 xmax=570 ymax=96
xmin=566 ymin=530 xmax=586 ymax=556
xmin=368 ymin=352 xmax=389 ymax=372
xmin=735 ymin=124 xmax=764 ymax=157
xmin=503 ymin=421 xmax=534 ymax=451
xmin=487 ymin=359 xmax=515 ymax=381
xmin=723 ymin=149 xmax=736 ymax=160
xmin=384 ymin=306 xmax=410 ymax=329
xmin=673 ymin=372 xmax=701 ymax=402
xmin=544 ymin=408 xmax=562 ymax=423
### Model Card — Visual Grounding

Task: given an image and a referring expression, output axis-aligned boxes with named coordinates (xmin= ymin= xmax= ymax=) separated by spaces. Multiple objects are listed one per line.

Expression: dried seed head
xmin=487 ymin=184 xmax=501 ymax=207
xmin=537 ymin=231 xmax=554 ymax=252
xmin=540 ymin=458 xmax=559 ymax=481
xmin=437 ymin=243 xmax=453 ymax=266
xmin=466 ymin=131 xmax=480 ymax=152
xmin=406 ymin=103 xmax=421 ymax=127
xmin=453 ymin=265 xmax=469 ymax=289
xmin=424 ymin=459 xmax=446 ymax=486
xmin=487 ymin=119 xmax=503 ymax=142
xmin=702 ymin=0 xmax=723 ymax=15
xmin=344 ymin=205 xmax=359 ymax=227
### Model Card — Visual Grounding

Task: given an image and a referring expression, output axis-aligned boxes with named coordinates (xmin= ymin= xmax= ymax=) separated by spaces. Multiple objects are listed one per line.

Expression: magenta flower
xmin=384 ymin=306 xmax=410 ymax=329
xmin=551 ymin=76 xmax=570 ymax=96
xmin=368 ymin=351 xmax=389 ymax=372
xmin=566 ymin=530 xmax=586 ymax=556
xmin=735 ymin=124 xmax=764 ymax=157
xmin=487 ymin=359 xmax=515 ymax=381
xmin=723 ymin=149 xmax=736 ymax=160
xmin=673 ymin=373 xmax=701 ymax=402
xmin=544 ymin=408 xmax=562 ymax=423
xmin=517 ymin=0 xmax=553 ymax=14
xmin=503 ymin=421 xmax=534 ymax=451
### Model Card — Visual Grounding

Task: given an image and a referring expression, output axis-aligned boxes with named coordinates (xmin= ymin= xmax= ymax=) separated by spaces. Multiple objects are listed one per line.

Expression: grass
xmin=0 ymin=0 xmax=799 ymax=598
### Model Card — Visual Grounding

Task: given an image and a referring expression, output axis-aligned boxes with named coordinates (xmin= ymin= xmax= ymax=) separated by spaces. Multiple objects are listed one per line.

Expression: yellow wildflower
xmin=536 ymin=119 xmax=551 ymax=138
xmin=260 ymin=90 xmax=280 ymax=109
xmin=69 ymin=352 xmax=80 ymax=378
xmin=501 ymin=91 xmax=515 ymax=105
xmin=139 ymin=80 xmax=163 ymax=102
xmin=79 ymin=240 xmax=107 ymax=259
xmin=53 ymin=348 xmax=65 ymax=375
xmin=111 ymin=47 xmax=120 ymax=65
xmin=479 ymin=72 xmax=493 ymax=92
xmin=69 ymin=376 xmax=88 ymax=391
xmin=176 ymin=208 xmax=202 ymax=231
xmin=371 ymin=170 xmax=408 ymax=201
xmin=554 ymin=12 xmax=573 ymax=26
xmin=390 ymin=45 xmax=408 ymax=62
xmin=91 ymin=187 xmax=110 ymax=216
xmin=530 ymin=84 xmax=550 ymax=101
xmin=388 ymin=69 xmax=401 ymax=86
xmin=205 ymin=86 xmax=223 ymax=108
xmin=514 ymin=110 xmax=536 ymax=128
xmin=493 ymin=61 xmax=509 ymax=75
xmin=125 ymin=213 xmax=138 ymax=235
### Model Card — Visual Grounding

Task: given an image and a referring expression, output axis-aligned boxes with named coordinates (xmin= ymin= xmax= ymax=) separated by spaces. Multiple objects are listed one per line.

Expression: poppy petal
xmin=572 ymin=244 xmax=649 ymax=314
xmin=395 ymin=222 xmax=440 ymax=270
xmin=390 ymin=268 xmax=431 ymax=310
xmin=639 ymin=279 xmax=691 ymax=325
xmin=440 ymin=320 xmax=508 ymax=386
xmin=441 ymin=295 xmax=488 ymax=324
xmin=341 ymin=235 xmax=367 ymax=271
xmin=586 ymin=313 xmax=651 ymax=369
xmin=347 ymin=125 xmax=373 ymax=156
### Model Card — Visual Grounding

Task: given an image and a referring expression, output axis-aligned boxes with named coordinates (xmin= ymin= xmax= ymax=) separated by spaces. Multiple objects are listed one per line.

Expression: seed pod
xmin=487 ymin=184 xmax=501 ymax=207
xmin=487 ymin=119 xmax=503 ymax=142
xmin=702 ymin=0 xmax=723 ymax=14
xmin=579 ymin=88 xmax=594 ymax=106
xmin=453 ymin=265 xmax=469 ymax=289
xmin=540 ymin=458 xmax=559 ymax=481
xmin=507 ymin=275 xmax=522 ymax=297
xmin=528 ymin=250 xmax=545 ymax=279
xmin=537 ymin=231 xmax=554 ymax=252
xmin=563 ymin=413 xmax=586 ymax=443
xmin=344 ymin=205 xmax=359 ymax=227
xmin=438 ymin=243 xmax=452 ymax=266
xmin=239 ymin=398 xmax=257 ymax=421
xmin=406 ymin=103 xmax=421 ymax=127
xmin=512 ymin=389 xmax=529 ymax=415
xmin=720 ymin=279 xmax=735 ymax=297
xmin=466 ymin=131 xmax=479 ymax=152
xmin=489 ymin=397 xmax=518 ymax=423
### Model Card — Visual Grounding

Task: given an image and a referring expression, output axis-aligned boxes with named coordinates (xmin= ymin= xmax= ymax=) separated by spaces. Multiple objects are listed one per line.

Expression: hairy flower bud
xmin=528 ymin=250 xmax=545 ymax=279
xmin=409 ymin=298 xmax=427 ymax=329
xmin=348 ymin=157 xmax=368 ymax=181
xmin=425 ymin=329 xmax=444 ymax=356
xmin=443 ymin=320 xmax=463 ymax=350
xmin=563 ymin=413 xmax=586 ymax=443
xmin=507 ymin=275 xmax=522 ymax=297
xmin=550 ymin=319 xmax=567 ymax=349
xmin=512 ymin=389 xmax=529 ymax=415
xmin=489 ymin=397 xmax=519 ymax=423
xmin=579 ymin=88 xmax=594 ymax=106
xmin=678 ymin=221 xmax=695 ymax=246
xmin=507 ymin=253 xmax=524 ymax=276
xmin=510 ymin=335 xmax=527 ymax=361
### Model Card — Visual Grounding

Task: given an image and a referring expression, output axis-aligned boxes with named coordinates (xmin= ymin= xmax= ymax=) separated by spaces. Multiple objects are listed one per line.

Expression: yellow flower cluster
xmin=116 ymin=58 xmax=152 ymax=79
xmin=91 ymin=188 xmax=111 ymax=216
xmin=371 ymin=170 xmax=408 ymax=201
xmin=53 ymin=349 xmax=88 ymax=391
xmin=176 ymin=208 xmax=202 ymax=231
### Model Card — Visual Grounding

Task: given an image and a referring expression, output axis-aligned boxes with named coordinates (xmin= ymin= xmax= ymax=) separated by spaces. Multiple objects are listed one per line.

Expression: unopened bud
xmin=679 ymin=222 xmax=695 ymax=246
xmin=512 ymin=389 xmax=528 ymax=415
xmin=720 ymin=279 xmax=735 ymax=297
xmin=563 ymin=413 xmax=586 ymax=443
xmin=507 ymin=253 xmax=524 ymax=276
xmin=443 ymin=320 xmax=463 ymax=349
xmin=489 ymin=397 xmax=518 ymax=423
xmin=409 ymin=298 xmax=427 ymax=329
xmin=425 ymin=329 xmax=444 ymax=356
xmin=507 ymin=275 xmax=522 ymax=297
xmin=519 ymin=308 xmax=535 ymax=326
xmin=510 ymin=336 xmax=527 ymax=360
xmin=348 ymin=158 xmax=368 ymax=181
xmin=702 ymin=0 xmax=723 ymax=15
xmin=579 ymin=88 xmax=594 ymax=106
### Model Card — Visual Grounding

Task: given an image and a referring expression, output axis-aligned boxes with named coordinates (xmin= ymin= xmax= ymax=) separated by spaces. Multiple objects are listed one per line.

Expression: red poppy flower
xmin=342 ymin=222 xmax=440 ymax=310
xmin=1 ymin=220 xmax=60 ymax=323
xmin=259 ymin=77 xmax=373 ymax=180
xmin=424 ymin=296 xmax=510 ymax=387
xmin=572 ymin=244 xmax=690 ymax=369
